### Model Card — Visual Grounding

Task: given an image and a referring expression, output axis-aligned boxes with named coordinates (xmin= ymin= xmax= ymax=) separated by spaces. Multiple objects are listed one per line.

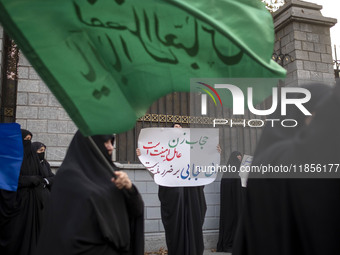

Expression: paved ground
xmin=144 ymin=249 xmax=231 ymax=254
xmin=204 ymin=250 xmax=231 ymax=255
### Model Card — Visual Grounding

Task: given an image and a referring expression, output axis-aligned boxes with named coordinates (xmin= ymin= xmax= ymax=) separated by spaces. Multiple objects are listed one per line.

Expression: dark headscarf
xmin=31 ymin=142 xmax=46 ymax=152
xmin=36 ymin=131 xmax=144 ymax=255
xmin=91 ymin=134 xmax=115 ymax=166
xmin=31 ymin=142 xmax=56 ymax=182
xmin=32 ymin=142 xmax=46 ymax=162
xmin=222 ymin=151 xmax=242 ymax=179
xmin=21 ymin=129 xmax=32 ymax=139
xmin=20 ymin=129 xmax=41 ymax=176
xmin=21 ymin=129 xmax=33 ymax=155
xmin=227 ymin=151 xmax=242 ymax=168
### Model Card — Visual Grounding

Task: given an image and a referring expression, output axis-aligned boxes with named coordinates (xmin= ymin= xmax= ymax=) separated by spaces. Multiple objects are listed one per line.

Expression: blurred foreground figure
xmin=36 ymin=131 xmax=144 ymax=255
xmin=0 ymin=129 xmax=46 ymax=255
xmin=234 ymin=82 xmax=340 ymax=255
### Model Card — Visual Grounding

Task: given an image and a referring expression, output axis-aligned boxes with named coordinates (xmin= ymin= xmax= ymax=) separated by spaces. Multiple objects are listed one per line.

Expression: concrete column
xmin=273 ymin=0 xmax=337 ymax=86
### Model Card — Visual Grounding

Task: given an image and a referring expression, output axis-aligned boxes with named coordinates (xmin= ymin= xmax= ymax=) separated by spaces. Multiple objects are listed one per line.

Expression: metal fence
xmin=116 ymin=91 xmax=268 ymax=164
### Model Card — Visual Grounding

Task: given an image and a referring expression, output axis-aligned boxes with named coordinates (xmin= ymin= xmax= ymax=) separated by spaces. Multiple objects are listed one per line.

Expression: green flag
xmin=0 ymin=0 xmax=286 ymax=135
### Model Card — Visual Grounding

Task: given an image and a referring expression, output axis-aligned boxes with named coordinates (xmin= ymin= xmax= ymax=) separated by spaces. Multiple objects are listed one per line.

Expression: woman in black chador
xmin=233 ymin=83 xmax=340 ymax=255
xmin=217 ymin=151 xmax=242 ymax=253
xmin=158 ymin=123 xmax=207 ymax=255
xmin=31 ymin=142 xmax=55 ymax=190
xmin=36 ymin=131 xmax=144 ymax=255
xmin=136 ymin=123 xmax=207 ymax=255
xmin=0 ymin=129 xmax=47 ymax=255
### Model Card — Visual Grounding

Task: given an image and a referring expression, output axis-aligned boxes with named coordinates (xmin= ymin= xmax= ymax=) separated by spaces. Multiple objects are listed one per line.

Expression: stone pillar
xmin=273 ymin=0 xmax=337 ymax=86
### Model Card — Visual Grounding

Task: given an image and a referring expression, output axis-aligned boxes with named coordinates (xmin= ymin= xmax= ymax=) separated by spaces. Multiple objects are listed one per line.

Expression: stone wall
xmin=273 ymin=0 xmax=336 ymax=86
xmin=15 ymin=53 xmax=76 ymax=167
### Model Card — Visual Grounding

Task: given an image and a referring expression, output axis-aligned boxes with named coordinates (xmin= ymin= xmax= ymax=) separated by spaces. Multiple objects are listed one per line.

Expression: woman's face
xmin=173 ymin=124 xmax=182 ymax=128
xmin=237 ymin=154 xmax=242 ymax=161
xmin=104 ymin=140 xmax=114 ymax=155
xmin=37 ymin=146 xmax=45 ymax=153
xmin=24 ymin=134 xmax=32 ymax=140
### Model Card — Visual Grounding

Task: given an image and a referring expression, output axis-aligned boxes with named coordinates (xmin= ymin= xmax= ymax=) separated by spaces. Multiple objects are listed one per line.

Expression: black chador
xmin=36 ymin=131 xmax=144 ymax=255
xmin=233 ymin=84 xmax=340 ymax=255
xmin=0 ymin=129 xmax=47 ymax=255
